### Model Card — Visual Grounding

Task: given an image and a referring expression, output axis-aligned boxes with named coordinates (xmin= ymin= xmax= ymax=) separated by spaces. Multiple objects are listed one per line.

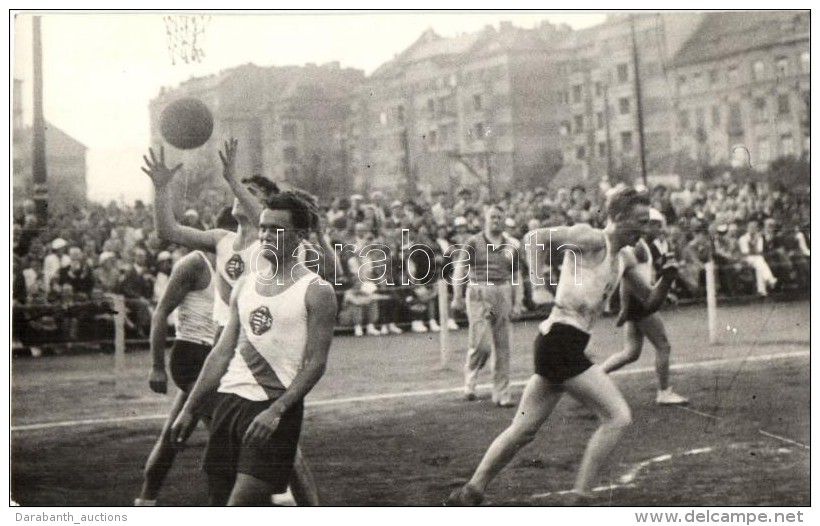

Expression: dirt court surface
xmin=11 ymin=300 xmax=810 ymax=506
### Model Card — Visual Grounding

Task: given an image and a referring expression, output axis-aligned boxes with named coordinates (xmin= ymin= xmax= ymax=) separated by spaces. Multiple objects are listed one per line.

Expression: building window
xmin=695 ymin=107 xmax=705 ymax=129
xmin=576 ymin=146 xmax=586 ymax=160
xmin=709 ymin=69 xmax=718 ymax=86
xmin=427 ymin=99 xmax=435 ymax=117
xmin=473 ymin=122 xmax=487 ymax=141
xmin=712 ymin=105 xmax=721 ymax=127
xmin=758 ymin=138 xmax=771 ymax=163
xmin=800 ymin=51 xmax=810 ymax=74
xmin=574 ymin=115 xmax=584 ymax=133
xmin=621 ymin=131 xmax=633 ymax=152
xmin=754 ymin=98 xmax=767 ymax=121
xmin=396 ymin=105 xmax=405 ymax=124
xmin=728 ymin=102 xmax=743 ymax=133
xmin=572 ymin=84 xmax=583 ymax=103
xmin=777 ymin=94 xmax=791 ymax=116
xmin=776 ymin=57 xmax=789 ymax=78
xmin=619 ymin=97 xmax=631 ymax=115
xmin=282 ymin=123 xmax=297 ymax=141
xmin=693 ymin=72 xmax=702 ymax=92
xmin=598 ymin=142 xmax=607 ymax=158
xmin=678 ymin=75 xmax=689 ymax=95
xmin=753 ymin=60 xmax=765 ymax=81
xmin=728 ymin=66 xmax=739 ymax=85
xmin=594 ymin=82 xmax=603 ymax=98
xmin=679 ymin=110 xmax=690 ymax=130
xmin=473 ymin=94 xmax=483 ymax=111
xmin=283 ymin=146 xmax=299 ymax=163
xmin=596 ymin=112 xmax=604 ymax=130
xmin=780 ymin=134 xmax=794 ymax=156
xmin=617 ymin=63 xmax=629 ymax=83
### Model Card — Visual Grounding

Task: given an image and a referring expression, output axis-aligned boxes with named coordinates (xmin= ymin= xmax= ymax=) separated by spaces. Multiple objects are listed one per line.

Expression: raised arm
xmin=142 ymin=146 xmax=225 ymax=251
xmin=621 ymin=249 xmax=678 ymax=320
xmin=219 ymin=138 xmax=264 ymax=222
xmin=523 ymin=224 xmax=596 ymax=287
xmin=243 ymin=280 xmax=337 ymax=446
xmin=148 ymin=255 xmax=200 ymax=394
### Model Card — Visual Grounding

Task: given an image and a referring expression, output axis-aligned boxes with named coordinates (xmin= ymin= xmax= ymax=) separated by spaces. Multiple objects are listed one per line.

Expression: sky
xmin=12 ymin=11 xmax=609 ymax=204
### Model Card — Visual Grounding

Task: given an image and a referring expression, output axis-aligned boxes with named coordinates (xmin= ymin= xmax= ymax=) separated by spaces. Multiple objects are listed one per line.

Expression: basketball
xmin=159 ymin=98 xmax=214 ymax=150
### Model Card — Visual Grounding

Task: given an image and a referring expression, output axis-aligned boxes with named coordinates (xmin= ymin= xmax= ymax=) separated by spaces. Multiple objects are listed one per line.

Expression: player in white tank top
xmin=170 ymin=193 xmax=337 ymax=506
xmin=142 ymin=140 xmax=321 ymax=506
xmin=137 ymin=249 xmax=218 ymax=506
xmin=601 ymin=210 xmax=688 ymax=406
xmin=447 ymin=186 xmax=679 ymax=506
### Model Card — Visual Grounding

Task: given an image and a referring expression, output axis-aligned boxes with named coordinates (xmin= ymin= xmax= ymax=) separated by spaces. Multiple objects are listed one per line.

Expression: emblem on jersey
xmin=225 ymin=254 xmax=245 ymax=280
xmin=249 ymin=306 xmax=273 ymax=335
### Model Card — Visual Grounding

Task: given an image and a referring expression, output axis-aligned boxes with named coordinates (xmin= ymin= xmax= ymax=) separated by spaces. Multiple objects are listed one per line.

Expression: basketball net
xmin=163 ymin=14 xmax=211 ymax=66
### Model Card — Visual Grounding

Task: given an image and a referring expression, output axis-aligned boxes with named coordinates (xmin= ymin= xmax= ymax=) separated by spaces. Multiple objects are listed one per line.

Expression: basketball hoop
xmin=163 ymin=14 xmax=211 ymax=66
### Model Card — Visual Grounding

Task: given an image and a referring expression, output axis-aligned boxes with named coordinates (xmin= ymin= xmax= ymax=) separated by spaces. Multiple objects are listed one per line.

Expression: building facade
xmin=669 ymin=11 xmax=810 ymax=171
xmin=13 ymin=79 xmax=88 ymax=207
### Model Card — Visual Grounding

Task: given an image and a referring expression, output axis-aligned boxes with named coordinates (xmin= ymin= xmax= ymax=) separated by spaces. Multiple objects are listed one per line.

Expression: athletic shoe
xmin=134 ymin=498 xmax=156 ymax=506
xmin=656 ymin=388 xmax=688 ymax=405
xmin=380 ymin=325 xmax=390 ymax=335
xmin=366 ymin=324 xmax=381 ymax=336
xmin=444 ymin=484 xmax=483 ymax=506
xmin=428 ymin=319 xmax=441 ymax=332
xmin=447 ymin=319 xmax=460 ymax=331
xmin=411 ymin=320 xmax=428 ymax=333
xmin=388 ymin=323 xmax=403 ymax=334
xmin=354 ymin=325 xmax=364 ymax=337
xmin=495 ymin=400 xmax=515 ymax=408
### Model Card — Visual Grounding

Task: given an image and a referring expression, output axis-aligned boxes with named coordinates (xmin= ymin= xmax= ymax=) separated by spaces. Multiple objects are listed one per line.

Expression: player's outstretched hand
xmin=170 ymin=410 xmax=196 ymax=447
xmin=218 ymin=138 xmax=239 ymax=181
xmin=149 ymin=368 xmax=168 ymax=394
xmin=243 ymin=406 xmax=283 ymax=446
xmin=141 ymin=146 xmax=182 ymax=188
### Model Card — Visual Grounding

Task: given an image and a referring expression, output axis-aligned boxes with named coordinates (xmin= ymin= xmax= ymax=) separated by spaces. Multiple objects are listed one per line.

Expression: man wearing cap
xmin=601 ymin=209 xmax=688 ymax=405
xmin=43 ymin=238 xmax=70 ymax=288
xmin=451 ymin=205 xmax=532 ymax=407
xmin=59 ymin=247 xmax=94 ymax=300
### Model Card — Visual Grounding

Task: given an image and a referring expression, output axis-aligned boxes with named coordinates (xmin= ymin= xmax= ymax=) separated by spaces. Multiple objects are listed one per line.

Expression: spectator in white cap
xmin=43 ymin=238 xmax=70 ymax=290
xmin=452 ymin=216 xmax=471 ymax=245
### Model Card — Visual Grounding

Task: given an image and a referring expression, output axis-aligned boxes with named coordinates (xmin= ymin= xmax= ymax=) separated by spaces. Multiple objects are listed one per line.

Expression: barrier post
xmin=705 ymin=261 xmax=718 ymax=345
xmin=437 ymin=279 xmax=449 ymax=369
xmin=110 ymin=294 xmax=127 ymax=395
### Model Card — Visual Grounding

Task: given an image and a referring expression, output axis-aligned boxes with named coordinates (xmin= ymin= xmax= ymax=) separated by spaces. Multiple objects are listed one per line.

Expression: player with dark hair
xmin=170 ymin=192 xmax=336 ymax=506
xmin=142 ymin=140 xmax=321 ymax=506
xmin=446 ymin=186 xmax=678 ymax=505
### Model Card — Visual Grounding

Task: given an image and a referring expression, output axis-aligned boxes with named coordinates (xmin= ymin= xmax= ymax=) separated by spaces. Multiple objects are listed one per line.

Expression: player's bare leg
xmin=639 ymin=314 xmax=687 ymax=404
xmin=287 ymin=447 xmax=320 ymax=506
xmin=563 ymin=365 xmax=632 ymax=495
xmin=600 ymin=321 xmax=644 ymax=374
xmin=137 ymin=390 xmax=190 ymax=504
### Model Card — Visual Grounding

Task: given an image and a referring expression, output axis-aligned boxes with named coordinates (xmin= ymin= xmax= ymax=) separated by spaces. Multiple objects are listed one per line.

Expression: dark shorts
xmin=169 ymin=339 xmax=211 ymax=392
xmin=621 ymin=294 xmax=653 ymax=323
xmin=203 ymin=392 xmax=303 ymax=493
xmin=534 ymin=323 xmax=593 ymax=383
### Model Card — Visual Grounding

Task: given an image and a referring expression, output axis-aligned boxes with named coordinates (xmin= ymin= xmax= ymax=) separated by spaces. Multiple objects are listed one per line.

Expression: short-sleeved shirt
xmin=459 ymin=232 xmax=521 ymax=285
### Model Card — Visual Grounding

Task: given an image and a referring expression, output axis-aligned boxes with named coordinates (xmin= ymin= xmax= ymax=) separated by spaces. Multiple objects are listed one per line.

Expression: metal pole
xmin=437 ymin=279 xmax=450 ymax=369
xmin=110 ymin=294 xmax=127 ymax=396
xmin=32 ymin=16 xmax=48 ymax=225
xmin=629 ymin=15 xmax=648 ymax=187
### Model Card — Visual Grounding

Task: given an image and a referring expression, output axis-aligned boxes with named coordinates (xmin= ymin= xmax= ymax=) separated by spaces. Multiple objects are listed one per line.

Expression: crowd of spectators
xmin=12 ymin=172 xmax=811 ymax=350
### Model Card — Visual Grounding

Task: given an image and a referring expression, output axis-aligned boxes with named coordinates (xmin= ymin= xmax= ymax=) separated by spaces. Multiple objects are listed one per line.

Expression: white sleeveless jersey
xmin=540 ymin=237 xmax=626 ymax=334
xmin=218 ymin=271 xmax=322 ymax=401
xmin=213 ymin=234 xmax=268 ymax=326
xmin=175 ymin=251 xmax=218 ymax=346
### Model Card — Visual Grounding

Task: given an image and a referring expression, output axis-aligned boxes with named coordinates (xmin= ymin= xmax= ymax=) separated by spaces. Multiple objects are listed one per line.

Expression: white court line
xmin=676 ymin=406 xmax=722 ymax=420
xmin=530 ymin=447 xmax=716 ymax=499
xmin=11 ymin=349 xmax=809 ymax=433
xmin=758 ymin=430 xmax=810 ymax=450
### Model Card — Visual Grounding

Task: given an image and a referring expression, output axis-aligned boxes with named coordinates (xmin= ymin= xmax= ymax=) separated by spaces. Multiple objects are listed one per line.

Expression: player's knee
xmin=608 ymin=406 xmax=632 ymax=429
xmin=622 ymin=345 xmax=642 ymax=363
